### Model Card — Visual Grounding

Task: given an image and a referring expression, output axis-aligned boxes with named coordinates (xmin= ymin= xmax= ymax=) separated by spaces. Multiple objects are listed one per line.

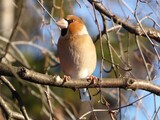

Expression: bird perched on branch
xmin=57 ymin=15 xmax=97 ymax=101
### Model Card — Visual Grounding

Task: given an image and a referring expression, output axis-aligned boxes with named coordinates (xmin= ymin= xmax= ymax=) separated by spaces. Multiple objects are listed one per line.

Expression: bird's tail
xmin=79 ymin=88 xmax=91 ymax=102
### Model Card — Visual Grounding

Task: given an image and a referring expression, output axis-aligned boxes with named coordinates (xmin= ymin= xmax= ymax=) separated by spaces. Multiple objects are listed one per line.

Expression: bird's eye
xmin=67 ymin=19 xmax=74 ymax=24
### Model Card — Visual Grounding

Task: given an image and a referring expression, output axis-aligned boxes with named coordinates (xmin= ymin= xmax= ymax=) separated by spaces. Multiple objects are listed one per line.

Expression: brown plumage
xmin=57 ymin=15 xmax=97 ymax=101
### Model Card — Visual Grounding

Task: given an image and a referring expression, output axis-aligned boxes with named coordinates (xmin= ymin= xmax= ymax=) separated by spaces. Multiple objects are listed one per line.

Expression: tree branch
xmin=88 ymin=0 xmax=160 ymax=43
xmin=0 ymin=96 xmax=25 ymax=120
xmin=0 ymin=76 xmax=30 ymax=120
xmin=0 ymin=63 xmax=160 ymax=96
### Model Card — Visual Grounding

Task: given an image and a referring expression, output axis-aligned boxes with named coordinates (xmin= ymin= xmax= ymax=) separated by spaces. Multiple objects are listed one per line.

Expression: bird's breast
xmin=58 ymin=34 xmax=97 ymax=79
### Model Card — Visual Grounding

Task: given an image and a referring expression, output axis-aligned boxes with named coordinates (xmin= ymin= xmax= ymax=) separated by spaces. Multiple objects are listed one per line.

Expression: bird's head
xmin=56 ymin=15 xmax=88 ymax=36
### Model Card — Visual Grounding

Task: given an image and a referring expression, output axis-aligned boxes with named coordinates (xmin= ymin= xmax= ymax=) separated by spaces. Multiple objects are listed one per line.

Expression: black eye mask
xmin=61 ymin=19 xmax=74 ymax=36
xmin=61 ymin=28 xmax=68 ymax=36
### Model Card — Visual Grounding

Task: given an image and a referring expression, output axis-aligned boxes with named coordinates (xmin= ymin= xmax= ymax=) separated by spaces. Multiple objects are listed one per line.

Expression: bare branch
xmin=0 ymin=63 xmax=160 ymax=96
xmin=88 ymin=0 xmax=160 ymax=43
xmin=44 ymin=87 xmax=55 ymax=120
xmin=0 ymin=96 xmax=25 ymax=120
xmin=0 ymin=76 xmax=31 ymax=120
xmin=0 ymin=0 xmax=23 ymax=61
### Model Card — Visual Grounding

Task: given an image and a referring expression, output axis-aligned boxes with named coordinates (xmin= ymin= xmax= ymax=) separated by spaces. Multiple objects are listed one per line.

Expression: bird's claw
xmin=63 ymin=75 xmax=71 ymax=82
xmin=87 ymin=75 xmax=98 ymax=84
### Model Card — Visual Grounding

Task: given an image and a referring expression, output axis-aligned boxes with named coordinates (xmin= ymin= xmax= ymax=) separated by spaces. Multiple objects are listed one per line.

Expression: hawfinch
xmin=57 ymin=15 xmax=97 ymax=101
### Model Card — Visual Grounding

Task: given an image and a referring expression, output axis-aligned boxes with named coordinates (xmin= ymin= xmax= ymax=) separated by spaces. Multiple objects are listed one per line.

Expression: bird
xmin=57 ymin=15 xmax=97 ymax=102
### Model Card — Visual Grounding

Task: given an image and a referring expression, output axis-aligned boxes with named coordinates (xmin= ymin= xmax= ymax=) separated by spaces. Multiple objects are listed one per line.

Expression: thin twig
xmin=134 ymin=0 xmax=160 ymax=62
xmin=50 ymin=90 xmax=76 ymax=120
xmin=87 ymin=0 xmax=160 ymax=43
xmin=36 ymin=0 xmax=60 ymax=30
xmin=0 ymin=76 xmax=30 ymax=120
xmin=45 ymin=86 xmax=55 ymax=120
xmin=0 ymin=0 xmax=23 ymax=61
xmin=79 ymin=109 xmax=109 ymax=119
xmin=135 ymin=36 xmax=151 ymax=80
xmin=0 ymin=96 xmax=25 ymax=120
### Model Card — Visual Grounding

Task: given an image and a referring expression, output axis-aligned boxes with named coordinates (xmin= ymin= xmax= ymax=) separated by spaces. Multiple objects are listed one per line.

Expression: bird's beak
xmin=56 ymin=18 xmax=68 ymax=29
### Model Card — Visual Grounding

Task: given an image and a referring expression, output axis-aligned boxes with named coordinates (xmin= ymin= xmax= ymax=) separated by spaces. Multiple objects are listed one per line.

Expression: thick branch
xmin=0 ymin=63 xmax=160 ymax=96
xmin=88 ymin=0 xmax=160 ymax=43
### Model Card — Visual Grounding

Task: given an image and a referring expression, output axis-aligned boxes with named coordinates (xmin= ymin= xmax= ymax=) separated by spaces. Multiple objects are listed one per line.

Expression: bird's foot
xmin=63 ymin=75 xmax=71 ymax=82
xmin=87 ymin=75 xmax=98 ymax=84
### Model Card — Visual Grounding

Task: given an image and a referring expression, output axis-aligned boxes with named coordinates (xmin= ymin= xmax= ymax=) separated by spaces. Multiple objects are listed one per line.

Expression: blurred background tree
xmin=0 ymin=0 xmax=160 ymax=120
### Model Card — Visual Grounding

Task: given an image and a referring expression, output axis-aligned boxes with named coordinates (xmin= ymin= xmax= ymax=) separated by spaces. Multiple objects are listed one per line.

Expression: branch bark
xmin=88 ymin=0 xmax=160 ymax=43
xmin=0 ymin=63 xmax=160 ymax=96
